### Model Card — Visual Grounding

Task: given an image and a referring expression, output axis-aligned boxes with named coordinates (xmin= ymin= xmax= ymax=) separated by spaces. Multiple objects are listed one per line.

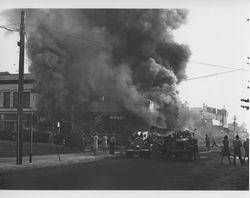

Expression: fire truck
xmin=125 ymin=131 xmax=152 ymax=158
xmin=160 ymin=130 xmax=199 ymax=161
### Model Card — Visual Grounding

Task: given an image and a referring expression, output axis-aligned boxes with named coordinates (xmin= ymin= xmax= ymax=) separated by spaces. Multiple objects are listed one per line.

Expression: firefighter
xmin=205 ymin=134 xmax=210 ymax=151
xmin=233 ymin=135 xmax=244 ymax=166
xmin=211 ymin=137 xmax=218 ymax=148
xmin=220 ymin=135 xmax=232 ymax=165
xmin=243 ymin=138 xmax=249 ymax=164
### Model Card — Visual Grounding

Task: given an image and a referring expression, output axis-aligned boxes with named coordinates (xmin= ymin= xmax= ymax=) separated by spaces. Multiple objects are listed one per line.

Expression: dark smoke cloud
xmin=2 ymin=9 xmax=191 ymax=128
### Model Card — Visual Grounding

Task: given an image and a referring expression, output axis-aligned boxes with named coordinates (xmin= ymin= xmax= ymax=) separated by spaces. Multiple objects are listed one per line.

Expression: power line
xmin=43 ymin=26 xmax=110 ymax=48
xmin=189 ymin=60 xmax=248 ymax=71
xmin=24 ymin=24 xmax=250 ymax=69
xmin=186 ymin=68 xmax=244 ymax=81
xmin=2 ymin=22 xmax=249 ymax=72
xmin=1 ymin=21 xmax=110 ymax=48
xmin=0 ymin=22 xmax=20 ymax=32
xmin=2 ymin=22 xmax=249 ymax=83
xmin=0 ymin=25 xmax=15 ymax=32
xmin=24 ymin=23 xmax=110 ymax=48
xmin=17 ymin=32 xmax=250 ymax=83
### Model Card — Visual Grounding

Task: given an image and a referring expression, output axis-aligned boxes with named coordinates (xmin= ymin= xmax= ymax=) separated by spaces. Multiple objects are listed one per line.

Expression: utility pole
xmin=16 ymin=10 xmax=25 ymax=165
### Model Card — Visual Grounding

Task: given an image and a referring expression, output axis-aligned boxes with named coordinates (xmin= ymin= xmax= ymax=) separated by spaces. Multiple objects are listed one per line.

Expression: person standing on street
xmin=205 ymin=134 xmax=210 ymax=151
xmin=211 ymin=137 xmax=218 ymax=148
xmin=70 ymin=131 xmax=77 ymax=151
xmin=81 ymin=132 xmax=87 ymax=152
xmin=89 ymin=133 xmax=94 ymax=153
xmin=109 ymin=134 xmax=116 ymax=155
xmin=220 ymin=135 xmax=232 ymax=165
xmin=102 ymin=135 xmax=108 ymax=153
xmin=92 ymin=132 xmax=99 ymax=155
xmin=233 ymin=135 xmax=244 ymax=166
xmin=48 ymin=130 xmax=55 ymax=144
xmin=243 ymin=138 xmax=249 ymax=164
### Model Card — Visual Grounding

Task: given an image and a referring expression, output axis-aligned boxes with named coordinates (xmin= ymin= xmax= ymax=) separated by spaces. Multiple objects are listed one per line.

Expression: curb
xmin=0 ymin=153 xmax=118 ymax=173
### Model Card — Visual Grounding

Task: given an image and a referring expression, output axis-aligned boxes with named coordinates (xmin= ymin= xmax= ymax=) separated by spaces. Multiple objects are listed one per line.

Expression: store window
xmin=3 ymin=92 xmax=10 ymax=108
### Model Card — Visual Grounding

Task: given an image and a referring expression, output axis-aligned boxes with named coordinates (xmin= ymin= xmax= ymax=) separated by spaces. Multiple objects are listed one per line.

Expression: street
xmin=0 ymin=151 xmax=248 ymax=190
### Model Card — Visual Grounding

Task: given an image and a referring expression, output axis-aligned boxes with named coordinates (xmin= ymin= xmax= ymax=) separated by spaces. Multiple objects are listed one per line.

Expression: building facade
xmin=0 ymin=72 xmax=147 ymax=144
xmin=0 ymin=72 xmax=38 ymax=134
xmin=71 ymin=100 xmax=147 ymax=144
xmin=190 ymin=104 xmax=229 ymax=136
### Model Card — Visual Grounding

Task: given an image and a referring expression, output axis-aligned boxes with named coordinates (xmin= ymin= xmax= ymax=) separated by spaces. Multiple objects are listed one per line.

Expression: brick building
xmin=0 ymin=72 xmax=38 ymax=134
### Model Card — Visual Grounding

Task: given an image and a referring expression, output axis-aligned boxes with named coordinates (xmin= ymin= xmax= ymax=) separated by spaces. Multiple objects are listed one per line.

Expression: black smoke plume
xmin=3 ymin=9 xmax=191 ymax=129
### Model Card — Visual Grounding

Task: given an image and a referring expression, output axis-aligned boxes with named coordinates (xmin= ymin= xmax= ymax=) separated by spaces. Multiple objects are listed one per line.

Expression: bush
xmin=9 ymin=129 xmax=49 ymax=143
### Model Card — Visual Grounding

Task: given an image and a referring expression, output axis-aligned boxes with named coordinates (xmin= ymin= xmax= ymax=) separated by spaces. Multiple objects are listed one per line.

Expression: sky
xmin=0 ymin=1 xmax=249 ymax=130
xmin=174 ymin=3 xmax=250 ymax=129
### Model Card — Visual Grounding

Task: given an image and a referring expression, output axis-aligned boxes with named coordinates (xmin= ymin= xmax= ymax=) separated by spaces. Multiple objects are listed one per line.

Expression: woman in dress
xmin=102 ymin=135 xmax=108 ymax=153
xmin=92 ymin=133 xmax=99 ymax=155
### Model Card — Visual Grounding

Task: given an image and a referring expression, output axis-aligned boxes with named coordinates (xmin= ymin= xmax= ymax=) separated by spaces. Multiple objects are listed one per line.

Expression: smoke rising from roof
xmin=3 ymin=9 xmax=191 ymax=129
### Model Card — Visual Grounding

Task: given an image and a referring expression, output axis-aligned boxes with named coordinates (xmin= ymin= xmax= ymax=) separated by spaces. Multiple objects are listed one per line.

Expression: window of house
xmin=13 ymin=92 xmax=18 ymax=108
xmin=13 ymin=92 xmax=30 ymax=108
xmin=23 ymin=92 xmax=30 ymax=108
xmin=3 ymin=92 xmax=10 ymax=108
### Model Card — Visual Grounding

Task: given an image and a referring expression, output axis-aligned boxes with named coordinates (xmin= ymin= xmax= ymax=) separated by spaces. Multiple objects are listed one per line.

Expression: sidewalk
xmin=0 ymin=151 xmax=120 ymax=173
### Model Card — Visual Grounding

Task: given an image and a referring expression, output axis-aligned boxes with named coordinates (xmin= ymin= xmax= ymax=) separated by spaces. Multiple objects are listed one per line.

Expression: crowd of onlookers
xmin=80 ymin=132 xmax=116 ymax=155
xmin=48 ymin=130 xmax=117 ymax=155
xmin=46 ymin=127 xmax=249 ymax=165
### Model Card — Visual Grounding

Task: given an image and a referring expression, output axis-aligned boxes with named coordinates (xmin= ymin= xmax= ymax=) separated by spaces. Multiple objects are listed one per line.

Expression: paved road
xmin=0 ymin=151 xmax=248 ymax=190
